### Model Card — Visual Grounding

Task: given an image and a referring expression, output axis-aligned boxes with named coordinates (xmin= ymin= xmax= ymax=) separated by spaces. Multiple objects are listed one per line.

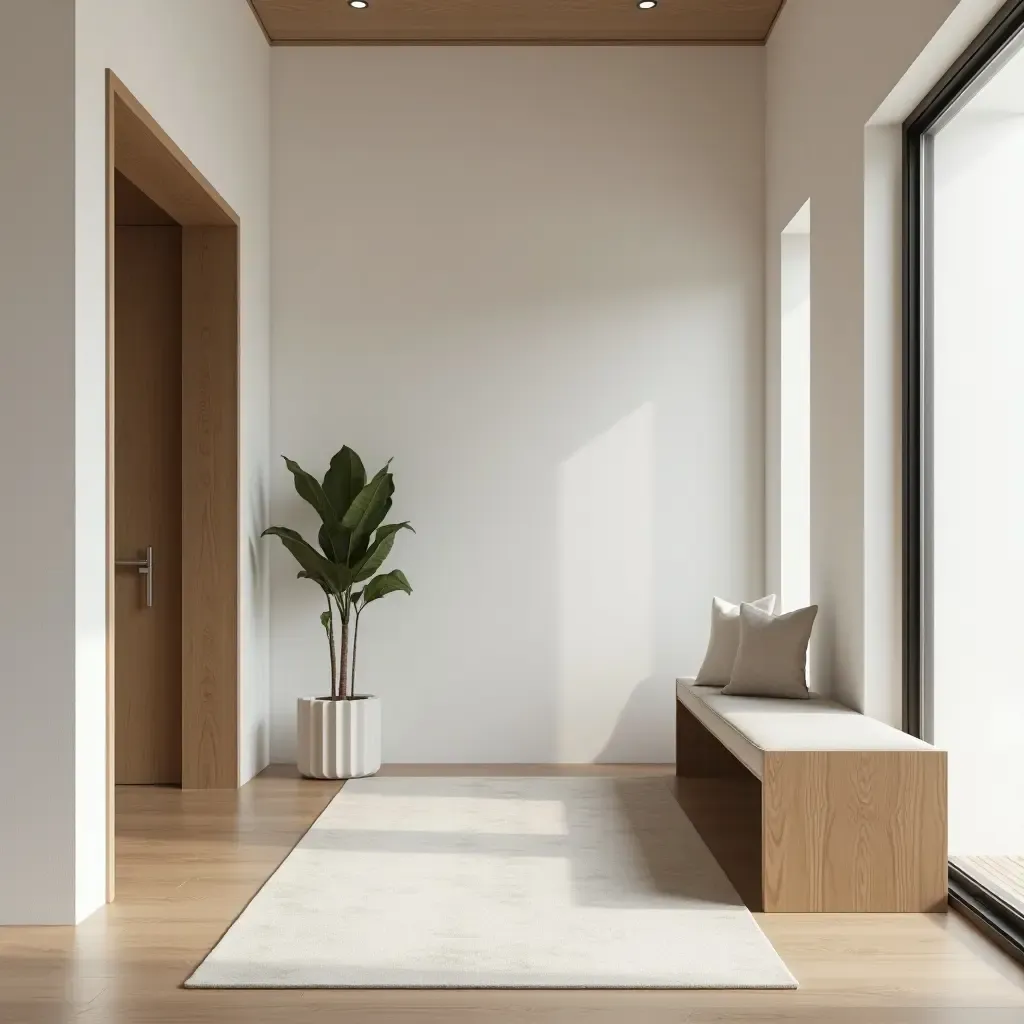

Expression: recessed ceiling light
xmin=349 ymin=0 xmax=368 ymax=7
xmin=638 ymin=1 xmax=657 ymax=8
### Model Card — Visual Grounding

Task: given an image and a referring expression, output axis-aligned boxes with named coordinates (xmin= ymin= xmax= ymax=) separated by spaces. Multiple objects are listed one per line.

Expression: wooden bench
xmin=675 ymin=679 xmax=948 ymax=913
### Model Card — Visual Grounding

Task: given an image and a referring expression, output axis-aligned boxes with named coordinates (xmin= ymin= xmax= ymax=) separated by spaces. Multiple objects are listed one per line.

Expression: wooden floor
xmin=956 ymin=855 xmax=1024 ymax=913
xmin=2 ymin=766 xmax=1024 ymax=1023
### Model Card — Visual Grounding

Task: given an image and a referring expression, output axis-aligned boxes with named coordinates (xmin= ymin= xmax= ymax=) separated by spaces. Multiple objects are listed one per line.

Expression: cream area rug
xmin=186 ymin=776 xmax=796 ymax=989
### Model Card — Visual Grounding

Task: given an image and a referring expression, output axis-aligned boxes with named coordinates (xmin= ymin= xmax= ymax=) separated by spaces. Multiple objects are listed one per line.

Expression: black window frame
xmin=903 ymin=0 xmax=1024 ymax=957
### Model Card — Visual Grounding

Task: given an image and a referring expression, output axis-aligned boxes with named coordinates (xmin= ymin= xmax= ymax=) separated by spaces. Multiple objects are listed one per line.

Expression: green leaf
xmin=320 ymin=610 xmax=331 ymax=631
xmin=318 ymin=521 xmax=350 ymax=563
xmin=341 ymin=463 xmax=395 ymax=551
xmin=354 ymin=532 xmax=397 ymax=583
xmin=317 ymin=523 xmax=336 ymax=561
xmin=353 ymin=522 xmax=414 ymax=583
xmin=322 ymin=446 xmax=366 ymax=520
xmin=363 ymin=569 xmax=412 ymax=605
xmin=283 ymin=457 xmax=335 ymax=524
xmin=263 ymin=524 xmax=314 ymax=551
xmin=263 ymin=526 xmax=353 ymax=597
xmin=349 ymin=501 xmax=390 ymax=564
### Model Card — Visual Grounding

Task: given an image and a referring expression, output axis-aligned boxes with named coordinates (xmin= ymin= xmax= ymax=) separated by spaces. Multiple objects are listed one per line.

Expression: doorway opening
xmin=113 ymin=171 xmax=183 ymax=786
xmin=106 ymin=72 xmax=241 ymax=901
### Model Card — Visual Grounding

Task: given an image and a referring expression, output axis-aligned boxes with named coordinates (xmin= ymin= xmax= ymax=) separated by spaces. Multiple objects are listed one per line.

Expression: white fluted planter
xmin=297 ymin=696 xmax=382 ymax=780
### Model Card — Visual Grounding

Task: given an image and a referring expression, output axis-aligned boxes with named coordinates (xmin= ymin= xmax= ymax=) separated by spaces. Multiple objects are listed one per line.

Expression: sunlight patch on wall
xmin=780 ymin=201 xmax=811 ymax=615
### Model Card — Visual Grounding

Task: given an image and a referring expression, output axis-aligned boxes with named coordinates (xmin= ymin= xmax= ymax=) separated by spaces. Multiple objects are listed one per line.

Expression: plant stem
xmin=325 ymin=592 xmax=337 ymax=700
xmin=350 ymin=604 xmax=362 ymax=698
xmin=338 ymin=613 xmax=350 ymax=701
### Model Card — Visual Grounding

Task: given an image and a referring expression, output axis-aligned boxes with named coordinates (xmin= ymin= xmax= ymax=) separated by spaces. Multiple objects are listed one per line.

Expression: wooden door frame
xmin=106 ymin=71 xmax=241 ymax=901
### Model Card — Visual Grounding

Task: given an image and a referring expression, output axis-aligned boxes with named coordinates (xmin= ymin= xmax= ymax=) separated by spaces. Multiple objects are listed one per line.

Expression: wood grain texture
xmin=114 ymin=227 xmax=183 ymax=786
xmin=252 ymin=0 xmax=785 ymax=43
xmin=109 ymin=73 xmax=237 ymax=227
xmin=762 ymin=750 xmax=949 ymax=913
xmin=181 ymin=226 xmax=240 ymax=790
xmin=0 ymin=767 xmax=1021 ymax=1022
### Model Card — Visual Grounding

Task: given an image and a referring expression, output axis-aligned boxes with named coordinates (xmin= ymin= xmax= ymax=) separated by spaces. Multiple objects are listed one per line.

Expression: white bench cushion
xmin=676 ymin=678 xmax=935 ymax=781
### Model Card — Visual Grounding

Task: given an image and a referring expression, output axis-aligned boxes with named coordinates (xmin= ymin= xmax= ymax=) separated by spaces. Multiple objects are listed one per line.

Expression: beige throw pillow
xmin=695 ymin=594 xmax=777 ymax=686
xmin=723 ymin=601 xmax=818 ymax=699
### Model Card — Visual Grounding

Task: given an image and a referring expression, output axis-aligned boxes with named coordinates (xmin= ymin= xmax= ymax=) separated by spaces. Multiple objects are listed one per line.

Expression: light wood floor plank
xmin=1 ymin=765 xmax=1022 ymax=1022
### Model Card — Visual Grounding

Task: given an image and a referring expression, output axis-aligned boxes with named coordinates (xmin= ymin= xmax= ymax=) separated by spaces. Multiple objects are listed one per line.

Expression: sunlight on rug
xmin=186 ymin=776 xmax=796 ymax=989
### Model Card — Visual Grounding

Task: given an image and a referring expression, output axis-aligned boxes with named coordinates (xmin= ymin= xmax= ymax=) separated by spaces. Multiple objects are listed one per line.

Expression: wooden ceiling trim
xmin=246 ymin=0 xmax=274 ymax=44
xmin=249 ymin=0 xmax=786 ymax=45
xmin=267 ymin=37 xmax=767 ymax=46
xmin=765 ymin=0 xmax=789 ymax=42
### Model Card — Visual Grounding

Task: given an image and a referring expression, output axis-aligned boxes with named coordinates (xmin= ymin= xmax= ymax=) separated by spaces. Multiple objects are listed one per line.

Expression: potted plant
xmin=263 ymin=446 xmax=413 ymax=779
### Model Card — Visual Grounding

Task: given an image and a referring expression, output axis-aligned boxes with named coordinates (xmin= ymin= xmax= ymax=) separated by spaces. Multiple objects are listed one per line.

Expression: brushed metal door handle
xmin=116 ymin=545 xmax=153 ymax=608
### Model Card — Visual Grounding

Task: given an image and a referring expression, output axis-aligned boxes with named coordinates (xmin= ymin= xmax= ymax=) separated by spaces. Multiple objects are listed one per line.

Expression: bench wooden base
xmin=675 ymin=699 xmax=948 ymax=913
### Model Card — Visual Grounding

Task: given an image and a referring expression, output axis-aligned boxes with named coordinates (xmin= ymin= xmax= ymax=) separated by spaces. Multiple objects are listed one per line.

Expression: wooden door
xmin=114 ymin=226 xmax=183 ymax=785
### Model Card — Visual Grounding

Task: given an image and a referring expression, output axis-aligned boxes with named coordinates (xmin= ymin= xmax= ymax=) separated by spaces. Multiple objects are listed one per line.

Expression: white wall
xmin=1 ymin=0 xmax=270 ymax=925
xmin=932 ymin=104 xmax=1024 ymax=854
xmin=270 ymin=47 xmax=766 ymax=764
xmin=0 ymin=0 xmax=77 ymax=925
xmin=764 ymin=0 xmax=1007 ymax=721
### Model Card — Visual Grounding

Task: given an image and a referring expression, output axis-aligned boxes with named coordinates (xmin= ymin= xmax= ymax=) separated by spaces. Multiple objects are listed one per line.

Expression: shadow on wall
xmin=597 ymin=677 xmax=675 ymax=764
xmin=557 ymin=403 xmax=655 ymax=762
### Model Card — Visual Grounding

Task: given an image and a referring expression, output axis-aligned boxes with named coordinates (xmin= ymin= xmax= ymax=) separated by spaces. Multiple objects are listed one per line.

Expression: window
xmin=905 ymin=0 xmax=1024 ymax=954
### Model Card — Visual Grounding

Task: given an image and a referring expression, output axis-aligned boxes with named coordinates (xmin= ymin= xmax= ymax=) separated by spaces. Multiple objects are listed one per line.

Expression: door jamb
xmin=106 ymin=71 xmax=241 ymax=902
